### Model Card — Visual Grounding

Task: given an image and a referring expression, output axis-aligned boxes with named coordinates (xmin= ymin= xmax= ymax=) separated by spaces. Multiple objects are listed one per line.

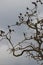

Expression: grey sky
xmin=0 ymin=0 xmax=29 ymax=27
xmin=0 ymin=0 xmax=43 ymax=65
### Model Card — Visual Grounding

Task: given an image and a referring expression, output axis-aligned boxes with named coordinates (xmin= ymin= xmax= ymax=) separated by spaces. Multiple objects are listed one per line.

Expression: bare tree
xmin=0 ymin=0 xmax=43 ymax=64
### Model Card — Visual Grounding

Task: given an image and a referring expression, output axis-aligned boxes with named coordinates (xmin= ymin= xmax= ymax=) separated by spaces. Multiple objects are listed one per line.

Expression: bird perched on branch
xmin=32 ymin=2 xmax=37 ymax=6
xmin=0 ymin=30 xmax=5 ymax=34
xmin=0 ymin=30 xmax=5 ymax=36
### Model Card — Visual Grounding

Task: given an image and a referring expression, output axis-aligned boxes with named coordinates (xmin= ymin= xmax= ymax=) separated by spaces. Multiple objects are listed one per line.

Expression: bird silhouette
xmin=23 ymin=32 xmax=25 ymax=36
xmin=0 ymin=30 xmax=5 ymax=36
xmin=8 ymin=25 xmax=10 ymax=28
xmin=32 ymin=2 xmax=37 ymax=6
xmin=0 ymin=30 xmax=5 ymax=34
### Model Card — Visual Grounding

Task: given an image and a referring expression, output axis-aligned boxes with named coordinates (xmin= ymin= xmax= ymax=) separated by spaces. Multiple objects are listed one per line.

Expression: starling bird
xmin=26 ymin=7 xmax=29 ymax=10
xmin=32 ymin=2 xmax=37 ymax=6
xmin=0 ymin=30 xmax=5 ymax=34
xmin=0 ymin=30 xmax=5 ymax=36
xmin=23 ymin=32 xmax=25 ymax=36
xmin=8 ymin=25 xmax=10 ymax=28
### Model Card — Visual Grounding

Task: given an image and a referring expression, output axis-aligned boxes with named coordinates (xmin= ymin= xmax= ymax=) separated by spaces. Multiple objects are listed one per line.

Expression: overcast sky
xmin=0 ymin=0 xmax=30 ymax=27
xmin=0 ymin=0 xmax=43 ymax=65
